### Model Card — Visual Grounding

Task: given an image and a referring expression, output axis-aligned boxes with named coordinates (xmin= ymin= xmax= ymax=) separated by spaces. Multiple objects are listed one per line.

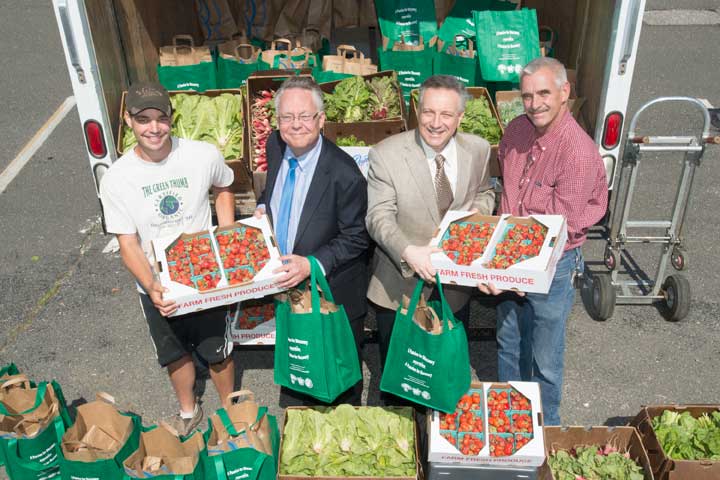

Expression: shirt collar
xmin=283 ymin=135 xmax=323 ymax=171
xmin=534 ymin=108 xmax=572 ymax=149
xmin=420 ymin=136 xmax=456 ymax=161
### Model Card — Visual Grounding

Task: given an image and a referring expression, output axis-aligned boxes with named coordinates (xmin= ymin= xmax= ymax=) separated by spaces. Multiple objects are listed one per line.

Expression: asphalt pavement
xmin=1 ymin=0 xmax=719 ymax=451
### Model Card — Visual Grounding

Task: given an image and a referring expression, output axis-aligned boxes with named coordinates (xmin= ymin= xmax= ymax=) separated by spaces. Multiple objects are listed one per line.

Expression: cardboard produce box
xmin=408 ymin=87 xmax=503 ymax=177
xmin=228 ymin=298 xmax=276 ymax=345
xmin=630 ymin=404 xmax=720 ymax=480
xmin=539 ymin=426 xmax=654 ymax=480
xmin=430 ymin=211 xmax=568 ymax=294
xmin=278 ymin=406 xmax=421 ymax=480
xmin=428 ymin=381 xmax=544 ymax=467
xmin=151 ymin=215 xmax=284 ymax=317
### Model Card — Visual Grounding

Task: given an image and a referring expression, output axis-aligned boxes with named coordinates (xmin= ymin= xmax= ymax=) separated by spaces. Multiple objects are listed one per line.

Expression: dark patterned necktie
xmin=434 ymin=154 xmax=453 ymax=217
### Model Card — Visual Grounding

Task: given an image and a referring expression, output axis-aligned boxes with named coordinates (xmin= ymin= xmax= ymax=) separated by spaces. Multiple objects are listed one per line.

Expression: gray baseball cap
xmin=125 ymin=82 xmax=172 ymax=116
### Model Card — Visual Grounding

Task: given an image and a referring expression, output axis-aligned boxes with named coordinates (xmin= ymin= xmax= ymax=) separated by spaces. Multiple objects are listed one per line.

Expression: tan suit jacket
xmin=366 ymin=130 xmax=495 ymax=311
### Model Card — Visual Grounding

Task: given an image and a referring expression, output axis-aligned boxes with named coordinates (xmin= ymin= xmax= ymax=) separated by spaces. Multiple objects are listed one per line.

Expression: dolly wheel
xmin=585 ymin=274 xmax=615 ymax=321
xmin=671 ymin=248 xmax=685 ymax=271
xmin=604 ymin=247 xmax=617 ymax=271
xmin=662 ymin=275 xmax=691 ymax=322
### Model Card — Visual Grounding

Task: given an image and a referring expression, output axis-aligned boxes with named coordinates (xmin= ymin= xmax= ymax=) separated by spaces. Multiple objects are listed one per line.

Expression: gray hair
xmin=274 ymin=76 xmax=324 ymax=112
xmin=418 ymin=75 xmax=471 ymax=112
xmin=520 ymin=57 xmax=568 ymax=88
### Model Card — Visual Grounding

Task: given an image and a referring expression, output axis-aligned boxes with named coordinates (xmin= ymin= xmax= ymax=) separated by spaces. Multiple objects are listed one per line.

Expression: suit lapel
xmin=406 ymin=130 xmax=440 ymax=224
xmin=264 ymin=136 xmax=284 ymax=222
xmin=293 ymin=140 xmax=331 ymax=250
xmin=453 ymin=135 xmax=470 ymax=206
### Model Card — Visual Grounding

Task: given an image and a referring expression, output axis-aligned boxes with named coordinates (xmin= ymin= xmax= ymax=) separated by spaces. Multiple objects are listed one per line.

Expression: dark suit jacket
xmin=258 ymin=131 xmax=370 ymax=320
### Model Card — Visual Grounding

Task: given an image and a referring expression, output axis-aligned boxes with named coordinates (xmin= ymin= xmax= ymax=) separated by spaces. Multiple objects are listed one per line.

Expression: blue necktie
xmin=275 ymin=158 xmax=298 ymax=255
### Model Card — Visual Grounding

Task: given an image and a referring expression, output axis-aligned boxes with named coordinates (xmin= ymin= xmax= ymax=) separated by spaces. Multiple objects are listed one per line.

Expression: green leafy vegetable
xmin=368 ymin=76 xmax=401 ymax=120
xmin=324 ymin=75 xmax=402 ymax=123
xmin=548 ymin=444 xmax=645 ymax=480
xmin=335 ymin=135 xmax=368 ymax=147
xmin=459 ymin=96 xmax=503 ymax=144
xmin=651 ymin=409 xmax=720 ymax=461
xmin=121 ymin=93 xmax=244 ymax=160
xmin=280 ymin=405 xmax=416 ymax=477
xmin=497 ymin=96 xmax=525 ymax=126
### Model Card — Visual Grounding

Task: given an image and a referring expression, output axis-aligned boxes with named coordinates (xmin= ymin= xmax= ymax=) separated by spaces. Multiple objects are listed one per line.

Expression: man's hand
xmin=254 ymin=205 xmax=266 ymax=219
xmin=273 ymin=255 xmax=311 ymax=289
xmin=402 ymin=245 xmax=442 ymax=282
xmin=147 ymin=280 xmax=179 ymax=316
xmin=477 ymin=282 xmax=525 ymax=297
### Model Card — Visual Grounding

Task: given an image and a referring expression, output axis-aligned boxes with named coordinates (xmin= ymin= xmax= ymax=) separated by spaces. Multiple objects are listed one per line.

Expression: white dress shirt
xmin=420 ymin=136 xmax=458 ymax=196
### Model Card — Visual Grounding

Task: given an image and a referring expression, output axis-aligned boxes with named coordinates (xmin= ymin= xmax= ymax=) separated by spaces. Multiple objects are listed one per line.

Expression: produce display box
xmin=318 ymin=70 xmax=408 ymax=131
xmin=245 ymin=68 xmax=314 ymax=180
xmin=430 ymin=211 xmax=568 ymax=294
xmin=407 ymin=87 xmax=503 ymax=177
xmin=278 ymin=406 xmax=422 ymax=480
xmin=151 ymin=214 xmax=284 ymax=317
xmin=630 ymin=404 xmax=720 ymax=480
xmin=428 ymin=381 xmax=544 ymax=467
xmin=229 ymin=298 xmax=276 ymax=345
xmin=538 ymin=426 xmax=654 ymax=480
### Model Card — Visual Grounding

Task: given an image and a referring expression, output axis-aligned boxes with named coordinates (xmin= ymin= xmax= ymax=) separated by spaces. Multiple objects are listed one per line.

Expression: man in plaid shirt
xmin=479 ymin=57 xmax=608 ymax=425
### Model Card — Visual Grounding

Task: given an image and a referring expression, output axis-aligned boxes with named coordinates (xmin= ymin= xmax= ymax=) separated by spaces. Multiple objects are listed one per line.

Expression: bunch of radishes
xmin=251 ymin=89 xmax=275 ymax=172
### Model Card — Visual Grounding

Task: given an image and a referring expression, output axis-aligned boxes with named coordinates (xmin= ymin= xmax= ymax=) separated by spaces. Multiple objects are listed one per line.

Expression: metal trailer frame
xmin=584 ymin=97 xmax=719 ymax=322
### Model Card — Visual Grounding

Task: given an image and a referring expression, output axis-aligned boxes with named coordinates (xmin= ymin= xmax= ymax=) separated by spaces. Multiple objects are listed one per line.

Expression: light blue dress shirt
xmin=269 ymin=136 xmax=323 ymax=255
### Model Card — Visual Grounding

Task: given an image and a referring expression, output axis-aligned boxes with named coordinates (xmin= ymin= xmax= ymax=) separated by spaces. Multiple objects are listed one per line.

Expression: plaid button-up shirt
xmin=498 ymin=109 xmax=608 ymax=250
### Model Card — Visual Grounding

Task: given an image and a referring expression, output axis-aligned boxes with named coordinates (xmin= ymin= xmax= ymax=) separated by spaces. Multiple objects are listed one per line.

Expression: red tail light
xmin=602 ymin=111 xmax=623 ymax=149
xmin=84 ymin=120 xmax=107 ymax=158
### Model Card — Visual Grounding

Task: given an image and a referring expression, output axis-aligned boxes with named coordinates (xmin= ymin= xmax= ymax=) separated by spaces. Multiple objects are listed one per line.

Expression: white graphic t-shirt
xmin=100 ymin=137 xmax=234 ymax=271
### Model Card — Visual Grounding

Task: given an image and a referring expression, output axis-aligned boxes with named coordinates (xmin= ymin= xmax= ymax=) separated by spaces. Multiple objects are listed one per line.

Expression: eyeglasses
xmin=277 ymin=112 xmax=321 ymax=125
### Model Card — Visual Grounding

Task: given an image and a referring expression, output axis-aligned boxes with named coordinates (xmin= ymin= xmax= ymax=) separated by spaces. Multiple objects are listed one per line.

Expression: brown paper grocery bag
xmin=400 ymin=293 xmax=449 ymax=335
xmin=124 ymin=424 xmax=204 ymax=476
xmin=207 ymin=391 xmax=273 ymax=456
xmin=260 ymin=38 xmax=297 ymax=66
xmin=278 ymin=288 xmax=338 ymax=314
xmin=322 ymin=45 xmax=377 ymax=75
xmin=61 ymin=393 xmax=134 ymax=461
xmin=0 ymin=379 xmax=60 ymax=437
xmin=159 ymin=35 xmax=213 ymax=67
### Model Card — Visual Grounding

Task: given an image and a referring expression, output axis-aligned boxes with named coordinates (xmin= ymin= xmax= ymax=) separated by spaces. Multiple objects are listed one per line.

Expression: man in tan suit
xmin=366 ymin=75 xmax=495 ymax=400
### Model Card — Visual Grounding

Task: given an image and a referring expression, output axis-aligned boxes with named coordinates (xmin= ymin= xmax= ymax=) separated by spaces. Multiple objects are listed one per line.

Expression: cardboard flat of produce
xmin=151 ymin=215 xmax=284 ymax=317
xmin=630 ymin=404 xmax=720 ymax=480
xmin=278 ymin=406 xmax=422 ymax=480
xmin=428 ymin=381 xmax=544 ymax=467
xmin=228 ymin=298 xmax=276 ymax=345
xmin=538 ymin=426 xmax=654 ymax=480
xmin=430 ymin=211 xmax=568 ymax=294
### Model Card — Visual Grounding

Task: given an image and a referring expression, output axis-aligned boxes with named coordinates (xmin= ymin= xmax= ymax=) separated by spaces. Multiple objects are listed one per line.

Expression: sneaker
xmin=165 ymin=403 xmax=204 ymax=436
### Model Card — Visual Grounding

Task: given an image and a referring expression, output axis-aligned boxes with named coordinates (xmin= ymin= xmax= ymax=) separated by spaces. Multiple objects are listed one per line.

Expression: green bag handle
xmin=307 ymin=256 xmax=335 ymax=313
xmin=217 ymin=406 xmax=268 ymax=437
xmin=4 ymin=415 xmax=64 ymax=471
xmin=211 ymin=451 xmax=267 ymax=480
xmin=0 ymin=381 xmax=47 ymax=416
xmin=406 ymin=276 xmax=455 ymax=330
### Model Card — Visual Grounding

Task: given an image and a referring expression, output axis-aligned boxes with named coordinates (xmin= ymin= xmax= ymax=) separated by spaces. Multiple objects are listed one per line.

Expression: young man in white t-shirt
xmin=99 ymin=82 xmax=236 ymax=434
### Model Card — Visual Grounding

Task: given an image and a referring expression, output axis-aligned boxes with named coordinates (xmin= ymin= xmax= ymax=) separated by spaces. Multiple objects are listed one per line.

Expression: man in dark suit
xmin=254 ymin=76 xmax=370 ymax=405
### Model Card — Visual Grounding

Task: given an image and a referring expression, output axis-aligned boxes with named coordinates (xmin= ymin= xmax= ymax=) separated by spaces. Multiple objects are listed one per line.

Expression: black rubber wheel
xmin=584 ymin=274 xmax=615 ymax=321
xmin=662 ymin=275 xmax=691 ymax=322
xmin=671 ymin=248 xmax=685 ymax=271
xmin=604 ymin=247 xmax=617 ymax=271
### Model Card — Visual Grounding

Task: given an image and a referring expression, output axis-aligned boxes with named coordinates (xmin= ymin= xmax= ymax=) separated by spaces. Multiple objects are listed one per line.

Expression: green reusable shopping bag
xmin=58 ymin=396 xmax=142 ymax=480
xmin=377 ymin=47 xmax=434 ymax=106
xmin=379 ymin=276 xmax=471 ymax=413
xmin=474 ymin=8 xmax=541 ymax=83
xmin=216 ymin=44 xmax=261 ymax=88
xmin=312 ymin=69 xmax=354 ymax=84
xmin=437 ymin=0 xmax=517 ymax=48
xmin=122 ymin=425 xmax=206 ymax=480
xmin=0 ymin=363 xmax=19 ymax=378
xmin=157 ymin=62 xmax=217 ymax=92
xmin=433 ymin=39 xmax=478 ymax=87
xmin=203 ymin=402 xmax=279 ymax=480
xmin=0 ymin=381 xmax=72 ymax=480
xmin=374 ymin=0 xmax=437 ymax=45
xmin=273 ymin=256 xmax=362 ymax=403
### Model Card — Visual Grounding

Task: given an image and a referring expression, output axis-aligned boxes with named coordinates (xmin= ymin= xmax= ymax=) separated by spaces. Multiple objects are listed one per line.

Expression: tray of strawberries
xmin=165 ymin=233 xmax=222 ymax=291
xmin=439 ymin=219 xmax=497 ymax=266
xmin=487 ymin=386 xmax=534 ymax=457
xmin=232 ymin=299 xmax=275 ymax=330
xmin=485 ymin=221 xmax=548 ymax=270
xmin=438 ymin=389 xmax=485 ymax=456
xmin=215 ymin=225 xmax=272 ymax=285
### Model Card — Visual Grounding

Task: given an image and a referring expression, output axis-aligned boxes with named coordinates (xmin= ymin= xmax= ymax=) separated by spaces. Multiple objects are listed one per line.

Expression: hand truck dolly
xmin=584 ymin=97 xmax=720 ymax=322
